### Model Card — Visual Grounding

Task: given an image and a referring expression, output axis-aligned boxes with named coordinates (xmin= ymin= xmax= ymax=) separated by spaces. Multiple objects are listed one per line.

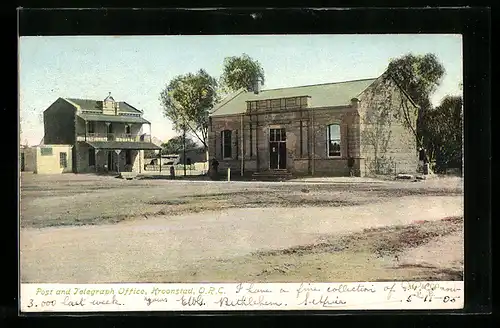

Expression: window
xmin=269 ymin=128 xmax=286 ymax=142
xmin=107 ymin=123 xmax=113 ymax=133
xmin=125 ymin=124 xmax=131 ymax=134
xmin=89 ymin=148 xmax=96 ymax=166
xmin=87 ymin=121 xmax=95 ymax=133
xmin=327 ymin=124 xmax=341 ymax=157
xmin=221 ymin=130 xmax=232 ymax=159
xmin=40 ymin=147 xmax=53 ymax=156
xmin=59 ymin=152 xmax=68 ymax=168
xmin=126 ymin=150 xmax=132 ymax=165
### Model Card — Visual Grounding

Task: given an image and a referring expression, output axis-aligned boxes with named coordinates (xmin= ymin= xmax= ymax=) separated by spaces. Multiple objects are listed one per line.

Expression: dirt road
xmin=20 ymin=195 xmax=463 ymax=283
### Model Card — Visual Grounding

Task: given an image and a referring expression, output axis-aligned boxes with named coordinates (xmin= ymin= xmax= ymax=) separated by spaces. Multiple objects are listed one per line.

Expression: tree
xmin=425 ymin=96 xmax=463 ymax=173
xmin=221 ymin=53 xmax=265 ymax=92
xmin=159 ymin=69 xmax=218 ymax=150
xmin=384 ymin=53 xmax=446 ymax=158
xmin=161 ymin=135 xmax=198 ymax=155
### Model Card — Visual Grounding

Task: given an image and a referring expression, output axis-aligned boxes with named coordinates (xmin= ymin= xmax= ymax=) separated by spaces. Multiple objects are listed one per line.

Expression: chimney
xmin=253 ymin=77 xmax=261 ymax=94
xmin=350 ymin=98 xmax=360 ymax=109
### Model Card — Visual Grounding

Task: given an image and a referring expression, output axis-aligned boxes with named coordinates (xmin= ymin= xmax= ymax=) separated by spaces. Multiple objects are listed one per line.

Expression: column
xmin=115 ymin=149 xmax=121 ymax=173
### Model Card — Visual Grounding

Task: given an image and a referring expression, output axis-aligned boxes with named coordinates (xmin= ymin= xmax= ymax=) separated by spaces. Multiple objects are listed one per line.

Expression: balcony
xmin=77 ymin=133 xmax=152 ymax=143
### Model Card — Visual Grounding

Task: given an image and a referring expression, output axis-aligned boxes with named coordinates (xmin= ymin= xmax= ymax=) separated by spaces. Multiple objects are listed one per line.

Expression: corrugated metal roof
xmin=85 ymin=141 xmax=161 ymax=150
xmin=65 ymin=98 xmax=142 ymax=114
xmin=210 ymin=78 xmax=377 ymax=117
xmin=77 ymin=113 xmax=150 ymax=124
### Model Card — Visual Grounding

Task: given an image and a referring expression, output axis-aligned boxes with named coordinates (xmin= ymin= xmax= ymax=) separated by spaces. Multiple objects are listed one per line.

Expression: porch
xmin=76 ymin=133 xmax=152 ymax=143
xmin=79 ymin=140 xmax=161 ymax=174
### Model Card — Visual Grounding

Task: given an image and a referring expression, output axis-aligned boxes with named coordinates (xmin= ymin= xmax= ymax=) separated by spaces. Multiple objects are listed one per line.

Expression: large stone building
xmin=42 ymin=93 xmax=161 ymax=174
xmin=208 ymin=73 xmax=419 ymax=178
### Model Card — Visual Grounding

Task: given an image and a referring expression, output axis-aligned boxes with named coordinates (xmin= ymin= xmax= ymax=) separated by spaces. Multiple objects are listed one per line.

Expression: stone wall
xmin=209 ymin=79 xmax=417 ymax=178
xmin=208 ymin=99 xmax=361 ymax=176
xmin=358 ymin=77 xmax=419 ymax=176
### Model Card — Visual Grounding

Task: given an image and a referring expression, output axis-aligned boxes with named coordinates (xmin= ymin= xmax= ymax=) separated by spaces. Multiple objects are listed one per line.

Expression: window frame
xmin=87 ymin=121 xmax=95 ymax=134
xmin=327 ymin=123 xmax=342 ymax=158
xmin=220 ymin=130 xmax=232 ymax=159
xmin=59 ymin=152 xmax=68 ymax=168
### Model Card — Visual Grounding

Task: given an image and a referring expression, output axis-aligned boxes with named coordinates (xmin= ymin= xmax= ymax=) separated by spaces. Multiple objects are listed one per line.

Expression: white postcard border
xmin=20 ymin=281 xmax=464 ymax=312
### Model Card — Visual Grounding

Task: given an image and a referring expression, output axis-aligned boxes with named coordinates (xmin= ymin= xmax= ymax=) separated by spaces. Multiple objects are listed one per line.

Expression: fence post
xmin=227 ymin=167 xmax=231 ymax=182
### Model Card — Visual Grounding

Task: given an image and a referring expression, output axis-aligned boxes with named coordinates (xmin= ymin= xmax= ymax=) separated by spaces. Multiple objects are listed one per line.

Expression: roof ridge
xmin=65 ymin=97 xmax=131 ymax=104
xmin=65 ymin=97 xmax=100 ymax=101
xmin=257 ymin=77 xmax=379 ymax=93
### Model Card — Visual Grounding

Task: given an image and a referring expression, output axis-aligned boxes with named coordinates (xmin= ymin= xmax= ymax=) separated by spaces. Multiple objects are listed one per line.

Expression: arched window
xmin=221 ymin=130 xmax=232 ymax=159
xmin=327 ymin=124 xmax=341 ymax=157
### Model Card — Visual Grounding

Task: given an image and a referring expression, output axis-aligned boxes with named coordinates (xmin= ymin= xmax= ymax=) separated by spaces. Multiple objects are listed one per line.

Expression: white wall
xmin=34 ymin=145 xmax=73 ymax=174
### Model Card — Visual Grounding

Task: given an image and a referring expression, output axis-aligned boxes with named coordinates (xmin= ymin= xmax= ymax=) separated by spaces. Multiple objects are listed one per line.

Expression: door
xmin=269 ymin=142 xmax=279 ymax=169
xmin=278 ymin=142 xmax=287 ymax=169
xmin=269 ymin=128 xmax=286 ymax=170
xmin=107 ymin=151 xmax=113 ymax=171
xmin=107 ymin=123 xmax=114 ymax=141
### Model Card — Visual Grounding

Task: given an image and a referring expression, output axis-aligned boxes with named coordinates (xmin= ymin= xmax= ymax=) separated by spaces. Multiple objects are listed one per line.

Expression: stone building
xmin=208 ymin=73 xmax=419 ymax=178
xmin=42 ymin=93 xmax=161 ymax=174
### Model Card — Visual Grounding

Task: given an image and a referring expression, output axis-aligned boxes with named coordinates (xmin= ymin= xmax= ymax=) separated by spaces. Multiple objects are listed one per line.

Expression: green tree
xmin=425 ymin=95 xmax=463 ymax=173
xmin=221 ymin=53 xmax=265 ymax=92
xmin=385 ymin=53 xmax=446 ymax=152
xmin=161 ymin=135 xmax=198 ymax=155
xmin=159 ymin=69 xmax=219 ymax=150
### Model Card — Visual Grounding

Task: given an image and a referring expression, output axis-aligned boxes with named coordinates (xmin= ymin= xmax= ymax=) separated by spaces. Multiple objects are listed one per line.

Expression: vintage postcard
xmin=19 ymin=34 xmax=464 ymax=312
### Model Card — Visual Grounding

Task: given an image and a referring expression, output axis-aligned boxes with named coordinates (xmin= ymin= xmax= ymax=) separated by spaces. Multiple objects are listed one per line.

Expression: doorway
xmin=107 ymin=151 xmax=115 ymax=171
xmin=107 ymin=123 xmax=114 ymax=141
xmin=269 ymin=128 xmax=287 ymax=170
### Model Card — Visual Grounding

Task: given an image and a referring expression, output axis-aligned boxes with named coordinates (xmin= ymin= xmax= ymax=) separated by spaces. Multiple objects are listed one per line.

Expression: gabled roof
xmin=64 ymin=98 xmax=143 ymax=114
xmin=210 ymin=78 xmax=378 ymax=117
xmin=104 ymin=93 xmax=115 ymax=102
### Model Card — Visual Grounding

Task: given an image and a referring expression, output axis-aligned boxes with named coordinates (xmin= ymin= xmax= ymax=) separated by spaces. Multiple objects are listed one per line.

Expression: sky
xmin=19 ymin=34 xmax=462 ymax=146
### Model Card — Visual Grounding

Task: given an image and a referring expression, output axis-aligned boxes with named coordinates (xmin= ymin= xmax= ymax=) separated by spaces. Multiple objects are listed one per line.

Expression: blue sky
xmin=19 ymin=34 xmax=462 ymax=146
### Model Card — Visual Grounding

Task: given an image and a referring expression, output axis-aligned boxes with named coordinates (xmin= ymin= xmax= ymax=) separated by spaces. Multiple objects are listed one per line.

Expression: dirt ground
xmin=19 ymin=173 xmax=464 ymax=283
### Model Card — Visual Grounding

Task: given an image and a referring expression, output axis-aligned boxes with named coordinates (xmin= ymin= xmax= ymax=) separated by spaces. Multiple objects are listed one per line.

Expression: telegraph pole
xmin=183 ymin=125 xmax=187 ymax=177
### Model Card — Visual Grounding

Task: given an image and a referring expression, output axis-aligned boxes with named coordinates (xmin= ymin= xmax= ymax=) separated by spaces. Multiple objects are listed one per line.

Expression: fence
xmin=143 ymin=162 xmax=208 ymax=175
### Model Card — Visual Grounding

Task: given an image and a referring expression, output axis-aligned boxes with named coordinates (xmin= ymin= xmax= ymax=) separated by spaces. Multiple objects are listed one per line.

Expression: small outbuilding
xmin=25 ymin=144 xmax=74 ymax=174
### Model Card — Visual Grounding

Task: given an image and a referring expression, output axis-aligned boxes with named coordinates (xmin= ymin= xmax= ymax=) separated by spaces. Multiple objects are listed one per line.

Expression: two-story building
xmin=42 ymin=93 xmax=161 ymax=174
xmin=208 ymin=73 xmax=419 ymax=178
